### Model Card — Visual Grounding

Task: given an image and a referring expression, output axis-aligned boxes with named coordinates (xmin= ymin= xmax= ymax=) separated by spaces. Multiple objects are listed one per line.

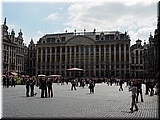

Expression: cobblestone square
xmin=2 ymin=83 xmax=159 ymax=119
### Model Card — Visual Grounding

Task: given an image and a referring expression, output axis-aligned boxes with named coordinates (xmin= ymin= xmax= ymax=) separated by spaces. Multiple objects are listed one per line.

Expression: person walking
xmin=136 ymin=79 xmax=144 ymax=102
xmin=119 ymin=79 xmax=123 ymax=91
xmin=47 ymin=78 xmax=53 ymax=97
xmin=129 ymin=81 xmax=138 ymax=112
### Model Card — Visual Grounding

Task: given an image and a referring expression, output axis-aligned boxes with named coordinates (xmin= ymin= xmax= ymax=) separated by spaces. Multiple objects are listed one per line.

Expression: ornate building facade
xmin=130 ymin=39 xmax=144 ymax=79
xmin=36 ymin=30 xmax=130 ymax=78
xmin=2 ymin=18 xmax=27 ymax=75
xmin=143 ymin=2 xmax=159 ymax=79
xmin=28 ymin=39 xmax=36 ymax=76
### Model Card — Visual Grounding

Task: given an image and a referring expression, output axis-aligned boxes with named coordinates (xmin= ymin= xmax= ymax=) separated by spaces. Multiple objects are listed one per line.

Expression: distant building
xmin=130 ymin=39 xmax=144 ymax=79
xmin=1 ymin=18 xmax=27 ymax=75
xmin=28 ymin=39 xmax=36 ymax=76
xmin=143 ymin=2 xmax=159 ymax=79
xmin=36 ymin=30 xmax=130 ymax=78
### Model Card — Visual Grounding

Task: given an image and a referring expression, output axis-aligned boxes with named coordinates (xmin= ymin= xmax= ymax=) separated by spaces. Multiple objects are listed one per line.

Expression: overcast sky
xmin=1 ymin=0 xmax=159 ymax=46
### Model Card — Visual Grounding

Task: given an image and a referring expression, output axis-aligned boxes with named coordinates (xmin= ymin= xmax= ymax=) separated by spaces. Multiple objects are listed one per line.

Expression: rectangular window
xmin=43 ymin=48 xmax=45 ymax=54
xmin=96 ymin=35 xmax=99 ymax=40
xmin=121 ymin=53 xmax=124 ymax=61
xmin=121 ymin=44 xmax=124 ymax=51
xmin=62 ymin=54 xmax=65 ymax=62
xmin=81 ymin=45 xmax=84 ymax=53
xmin=105 ymin=35 xmax=109 ymax=40
xmin=56 ymin=47 xmax=60 ymax=53
xmin=96 ymin=45 xmax=99 ymax=52
xmin=61 ymin=37 xmax=66 ymax=42
xmin=90 ymin=45 xmax=94 ymax=52
xmin=106 ymin=45 xmax=109 ymax=52
xmin=38 ymin=48 xmax=41 ymax=54
xmin=71 ymin=46 xmax=74 ymax=53
xmin=111 ymin=44 xmax=114 ymax=53
xmin=67 ymin=46 xmax=70 ymax=53
xmin=47 ymin=47 xmax=50 ymax=54
xmin=62 ymin=46 xmax=65 ymax=53
xmin=101 ymin=45 xmax=104 ymax=53
xmin=52 ymin=47 xmax=55 ymax=53
xmin=86 ymin=45 xmax=89 ymax=55
xmin=76 ymin=45 xmax=79 ymax=52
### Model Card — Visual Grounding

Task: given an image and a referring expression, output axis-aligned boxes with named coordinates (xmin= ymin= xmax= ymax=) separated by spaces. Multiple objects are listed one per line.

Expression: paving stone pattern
xmin=2 ymin=83 xmax=159 ymax=119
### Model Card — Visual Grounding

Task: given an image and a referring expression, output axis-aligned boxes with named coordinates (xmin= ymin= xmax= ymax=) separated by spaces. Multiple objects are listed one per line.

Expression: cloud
xmin=44 ymin=12 xmax=58 ymax=20
xmin=64 ymin=0 xmax=158 ymax=45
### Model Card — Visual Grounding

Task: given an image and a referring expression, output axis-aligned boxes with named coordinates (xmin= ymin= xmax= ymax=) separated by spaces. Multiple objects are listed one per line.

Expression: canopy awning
xmin=38 ymin=74 xmax=46 ymax=77
xmin=48 ymin=75 xmax=61 ymax=77
xmin=10 ymin=72 xmax=18 ymax=76
xmin=66 ymin=68 xmax=84 ymax=71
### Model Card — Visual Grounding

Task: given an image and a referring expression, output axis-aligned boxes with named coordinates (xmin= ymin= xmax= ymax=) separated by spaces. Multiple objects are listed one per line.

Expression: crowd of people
xmin=2 ymin=75 xmax=159 ymax=112
xmin=2 ymin=75 xmax=16 ymax=88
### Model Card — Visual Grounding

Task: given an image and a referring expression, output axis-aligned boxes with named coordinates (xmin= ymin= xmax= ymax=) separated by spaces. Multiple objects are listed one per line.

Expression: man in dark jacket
xmin=47 ymin=78 xmax=53 ymax=97
xmin=89 ymin=79 xmax=95 ymax=94
xmin=119 ymin=79 xmax=123 ymax=91
xmin=71 ymin=79 xmax=76 ymax=90
xmin=40 ymin=78 xmax=47 ymax=98
xmin=26 ymin=78 xmax=30 ymax=97
xmin=136 ymin=79 xmax=144 ymax=102
xmin=30 ymin=79 xmax=35 ymax=97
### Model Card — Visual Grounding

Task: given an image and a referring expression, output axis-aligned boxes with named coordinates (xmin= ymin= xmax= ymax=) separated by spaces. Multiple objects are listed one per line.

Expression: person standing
xmin=149 ymin=79 xmax=154 ymax=96
xmin=145 ymin=79 xmax=150 ymax=95
xmin=71 ymin=79 xmax=76 ymax=90
xmin=26 ymin=78 xmax=30 ymax=97
xmin=89 ymin=79 xmax=95 ymax=94
xmin=81 ymin=79 xmax=85 ymax=88
xmin=6 ymin=76 xmax=10 ymax=88
xmin=3 ymin=76 xmax=7 ymax=88
xmin=129 ymin=81 xmax=138 ymax=112
xmin=30 ymin=78 xmax=35 ymax=97
xmin=40 ymin=78 xmax=47 ymax=98
xmin=47 ymin=78 xmax=53 ymax=97
xmin=11 ymin=77 xmax=16 ymax=87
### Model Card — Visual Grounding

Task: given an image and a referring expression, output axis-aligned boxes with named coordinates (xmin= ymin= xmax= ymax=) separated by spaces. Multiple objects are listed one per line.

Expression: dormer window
xmin=115 ymin=32 xmax=120 ymax=40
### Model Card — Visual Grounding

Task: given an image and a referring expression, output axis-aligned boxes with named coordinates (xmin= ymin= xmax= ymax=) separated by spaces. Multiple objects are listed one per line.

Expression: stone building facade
xmin=143 ymin=2 xmax=159 ymax=79
xmin=130 ymin=39 xmax=144 ymax=79
xmin=2 ymin=18 xmax=27 ymax=75
xmin=36 ymin=30 xmax=130 ymax=78
xmin=28 ymin=39 xmax=36 ymax=76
